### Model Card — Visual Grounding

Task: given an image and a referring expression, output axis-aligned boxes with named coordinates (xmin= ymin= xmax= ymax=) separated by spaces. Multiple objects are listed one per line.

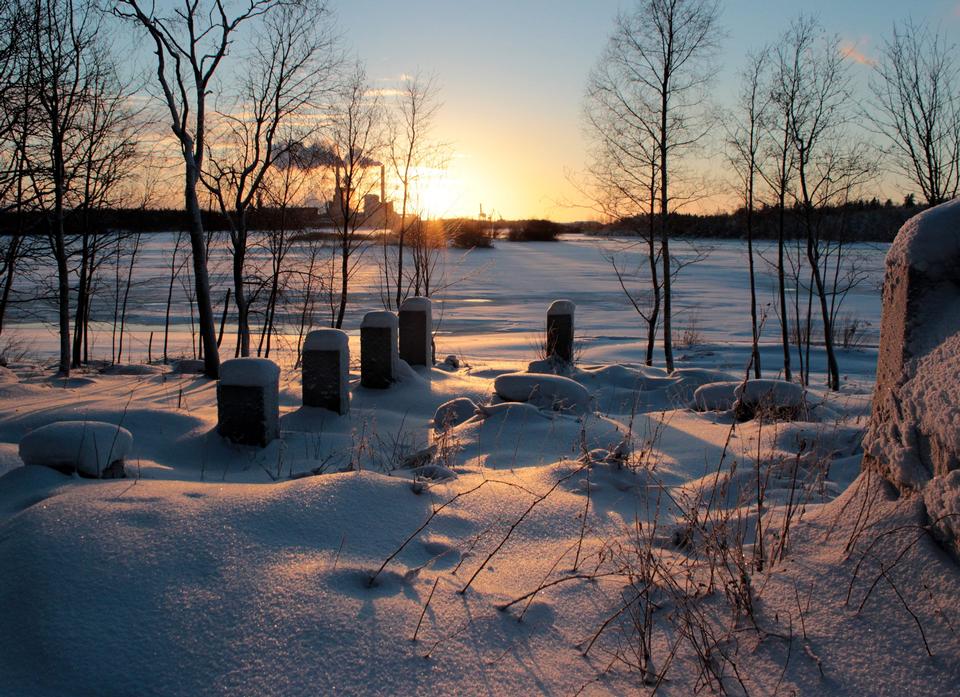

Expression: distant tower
xmin=380 ymin=164 xmax=386 ymax=204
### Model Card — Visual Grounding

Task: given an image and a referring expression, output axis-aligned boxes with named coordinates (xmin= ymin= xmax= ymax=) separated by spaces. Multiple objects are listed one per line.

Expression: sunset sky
xmin=337 ymin=0 xmax=960 ymax=221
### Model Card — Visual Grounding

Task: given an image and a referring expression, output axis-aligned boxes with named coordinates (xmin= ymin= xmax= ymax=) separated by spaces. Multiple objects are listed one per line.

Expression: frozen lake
xmin=6 ymin=232 xmax=887 ymax=380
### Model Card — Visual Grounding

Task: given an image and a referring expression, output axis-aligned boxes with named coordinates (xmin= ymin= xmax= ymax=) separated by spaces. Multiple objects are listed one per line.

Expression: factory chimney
xmin=380 ymin=164 xmax=386 ymax=205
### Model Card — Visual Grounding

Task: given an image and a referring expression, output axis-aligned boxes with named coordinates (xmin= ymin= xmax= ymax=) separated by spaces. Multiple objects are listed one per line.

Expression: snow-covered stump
xmin=546 ymin=300 xmax=575 ymax=364
xmin=19 ymin=421 xmax=133 ymax=478
xmin=861 ymin=200 xmax=960 ymax=551
xmin=302 ymin=329 xmax=349 ymax=415
xmin=361 ymin=311 xmax=399 ymax=389
xmin=399 ymin=296 xmax=433 ymax=366
xmin=217 ymin=358 xmax=280 ymax=447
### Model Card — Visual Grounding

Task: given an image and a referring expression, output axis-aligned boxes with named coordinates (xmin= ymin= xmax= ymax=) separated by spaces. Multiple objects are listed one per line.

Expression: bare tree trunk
xmin=777 ymin=200 xmax=791 ymax=382
xmin=746 ymin=187 xmax=761 ymax=379
xmin=659 ymin=98 xmax=674 ymax=373
xmin=185 ymin=167 xmax=220 ymax=377
xmin=117 ymin=233 xmax=141 ymax=364
xmin=645 ymin=166 xmax=660 ymax=366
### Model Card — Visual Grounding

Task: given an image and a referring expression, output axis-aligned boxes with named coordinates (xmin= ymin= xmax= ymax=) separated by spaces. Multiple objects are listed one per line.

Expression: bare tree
xmin=775 ymin=15 xmax=873 ymax=390
xmin=601 ymin=0 xmax=721 ymax=372
xmin=202 ymin=0 xmax=337 ymax=356
xmin=115 ymin=0 xmax=286 ymax=377
xmin=869 ymin=19 xmax=960 ymax=206
xmin=759 ymin=73 xmax=796 ymax=383
xmin=726 ymin=48 xmax=770 ymax=379
xmin=19 ymin=0 xmax=137 ymax=375
xmin=584 ymin=42 xmax=662 ymax=366
xmin=325 ymin=62 xmax=384 ymax=329
xmin=383 ymin=71 xmax=443 ymax=310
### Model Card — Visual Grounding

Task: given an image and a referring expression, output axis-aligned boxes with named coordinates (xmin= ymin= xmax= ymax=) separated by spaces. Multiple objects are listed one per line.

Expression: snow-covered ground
xmin=2 ymin=237 xmax=958 ymax=696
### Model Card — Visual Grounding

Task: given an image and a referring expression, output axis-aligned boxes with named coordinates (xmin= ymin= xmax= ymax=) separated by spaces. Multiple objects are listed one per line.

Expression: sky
xmin=334 ymin=0 xmax=960 ymax=221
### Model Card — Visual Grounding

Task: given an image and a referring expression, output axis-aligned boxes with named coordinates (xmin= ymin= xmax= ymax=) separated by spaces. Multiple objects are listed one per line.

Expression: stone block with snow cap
xmin=302 ymin=328 xmax=349 ymax=414
xmin=546 ymin=299 xmax=575 ymax=363
xmin=399 ymin=296 xmax=432 ymax=367
xmin=19 ymin=421 xmax=132 ymax=478
xmin=217 ymin=357 xmax=280 ymax=447
xmin=361 ymin=311 xmax=399 ymax=389
xmin=861 ymin=199 xmax=960 ymax=551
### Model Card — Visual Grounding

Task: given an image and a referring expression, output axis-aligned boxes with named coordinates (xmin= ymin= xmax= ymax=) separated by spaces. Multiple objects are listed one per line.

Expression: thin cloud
xmin=840 ymin=38 xmax=875 ymax=66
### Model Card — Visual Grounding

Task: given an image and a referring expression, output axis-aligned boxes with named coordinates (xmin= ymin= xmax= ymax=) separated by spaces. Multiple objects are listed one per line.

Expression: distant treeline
xmin=0 ymin=199 xmax=925 ymax=243
xmin=598 ymin=199 xmax=925 ymax=243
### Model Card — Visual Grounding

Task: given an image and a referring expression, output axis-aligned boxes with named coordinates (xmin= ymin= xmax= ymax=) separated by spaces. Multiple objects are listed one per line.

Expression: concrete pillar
xmin=399 ymin=296 xmax=433 ymax=366
xmin=302 ymin=328 xmax=349 ymax=414
xmin=361 ymin=311 xmax=399 ymax=388
xmin=546 ymin=299 xmax=575 ymax=363
xmin=217 ymin=357 xmax=280 ymax=446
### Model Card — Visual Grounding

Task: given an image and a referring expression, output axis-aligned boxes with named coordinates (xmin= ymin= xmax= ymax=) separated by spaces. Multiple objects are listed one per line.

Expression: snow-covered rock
xmin=692 ymin=381 xmax=739 ymax=412
xmin=734 ymin=379 xmax=806 ymax=420
xmin=692 ymin=379 xmax=806 ymax=421
xmin=863 ymin=198 xmax=960 ymax=491
xmin=434 ymin=397 xmax=478 ymax=431
xmin=493 ymin=372 xmax=591 ymax=413
xmin=18 ymin=421 xmax=132 ymax=478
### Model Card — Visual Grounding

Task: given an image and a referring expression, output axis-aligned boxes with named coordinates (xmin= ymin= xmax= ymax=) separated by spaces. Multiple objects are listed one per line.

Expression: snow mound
xmin=100 ymin=363 xmax=162 ymax=376
xmin=735 ymin=379 xmax=805 ymax=408
xmin=18 ymin=421 xmax=133 ymax=478
xmin=171 ymin=358 xmax=205 ymax=374
xmin=451 ymin=406 xmax=625 ymax=469
xmin=0 ymin=366 xmax=18 ymax=383
xmin=692 ymin=379 xmax=806 ymax=421
xmin=493 ymin=372 xmax=590 ymax=413
xmin=434 ymin=397 xmax=478 ymax=431
xmin=692 ymin=381 xmax=739 ymax=411
xmin=547 ymin=299 xmax=574 ymax=316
